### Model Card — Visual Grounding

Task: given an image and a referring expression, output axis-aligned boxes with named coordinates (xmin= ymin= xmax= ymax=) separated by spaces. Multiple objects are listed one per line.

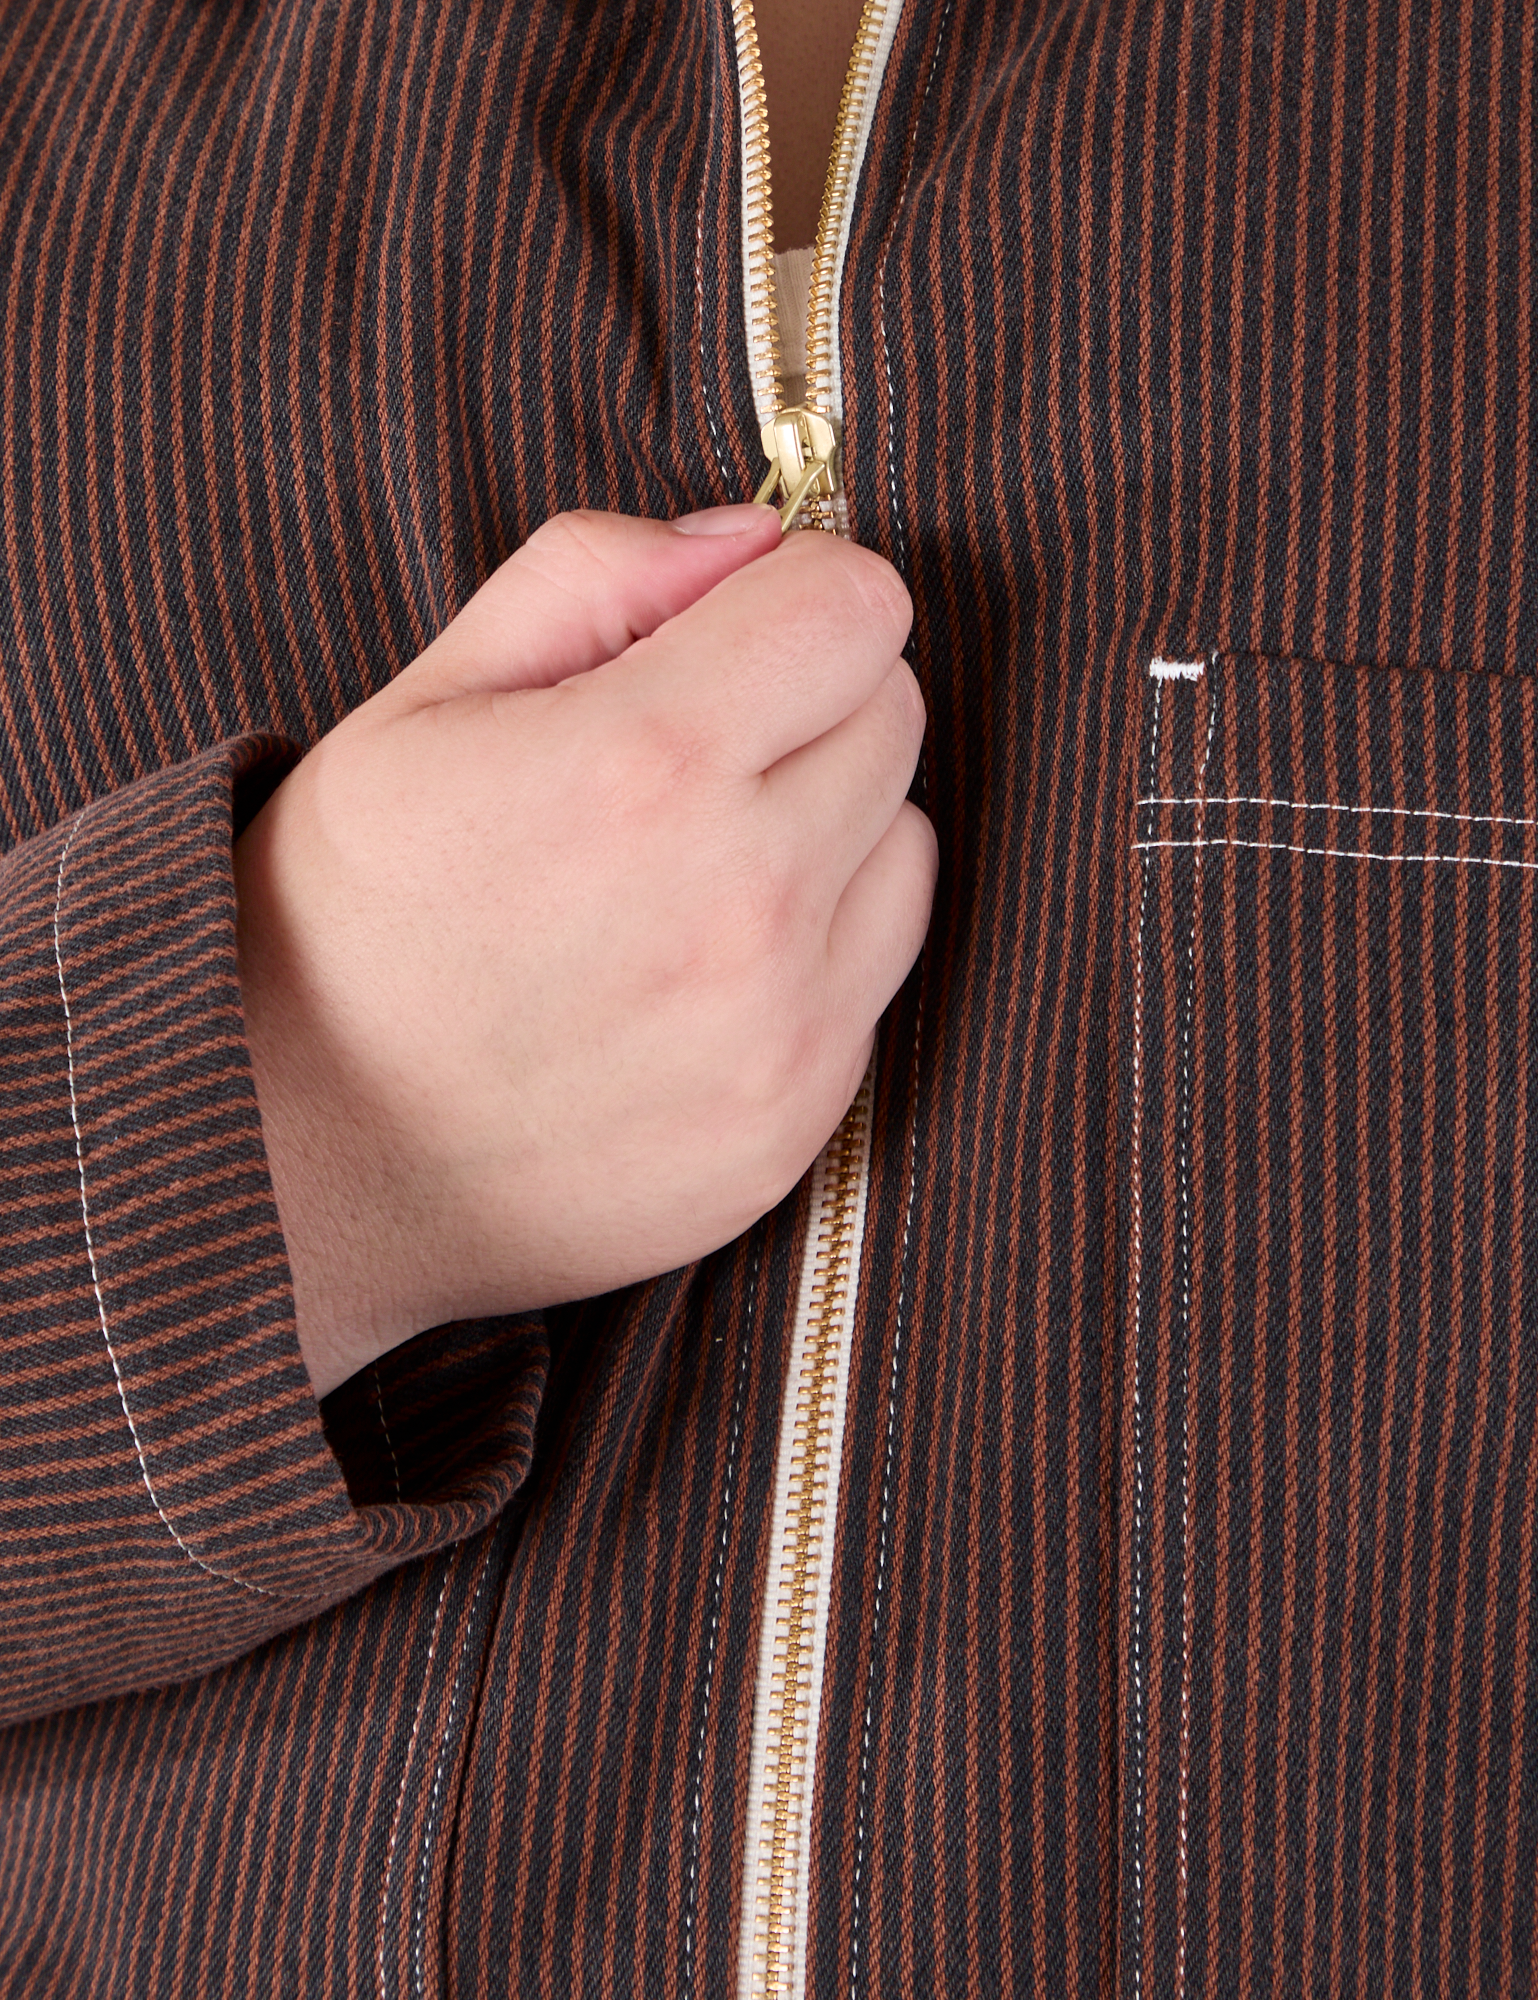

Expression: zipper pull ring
xmin=754 ymin=405 xmax=840 ymax=530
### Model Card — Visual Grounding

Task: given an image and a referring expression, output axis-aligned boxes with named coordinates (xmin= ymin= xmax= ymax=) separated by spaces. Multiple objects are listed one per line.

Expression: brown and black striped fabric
xmin=0 ymin=0 xmax=1535 ymax=1993
xmin=1126 ymin=656 xmax=1538 ymax=1993
xmin=0 ymin=724 xmax=551 ymax=1718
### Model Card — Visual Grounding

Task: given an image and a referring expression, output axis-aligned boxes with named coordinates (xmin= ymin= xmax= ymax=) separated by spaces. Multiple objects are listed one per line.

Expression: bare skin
xmin=236 ymin=8 xmax=921 ymax=1403
xmin=238 ymin=510 xmax=934 ymax=1398
xmin=756 ymin=0 xmax=869 ymax=249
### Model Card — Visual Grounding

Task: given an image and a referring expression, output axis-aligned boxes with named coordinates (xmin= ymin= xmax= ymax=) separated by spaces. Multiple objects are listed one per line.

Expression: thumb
xmin=387 ymin=504 xmax=783 ymax=709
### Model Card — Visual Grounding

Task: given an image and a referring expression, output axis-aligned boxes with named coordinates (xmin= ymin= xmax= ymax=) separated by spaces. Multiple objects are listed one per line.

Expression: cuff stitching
xmin=53 ymin=810 xmax=276 ymax=1600
xmin=375 ymin=1364 xmax=404 ymax=1503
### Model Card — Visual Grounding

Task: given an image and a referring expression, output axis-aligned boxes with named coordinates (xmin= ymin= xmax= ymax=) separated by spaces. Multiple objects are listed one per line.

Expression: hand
xmin=235 ymin=505 xmax=935 ymax=1399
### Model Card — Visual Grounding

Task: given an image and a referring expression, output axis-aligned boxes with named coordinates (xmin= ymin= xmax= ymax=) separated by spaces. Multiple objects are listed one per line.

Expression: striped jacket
xmin=2 ymin=0 xmax=1537 ymax=1993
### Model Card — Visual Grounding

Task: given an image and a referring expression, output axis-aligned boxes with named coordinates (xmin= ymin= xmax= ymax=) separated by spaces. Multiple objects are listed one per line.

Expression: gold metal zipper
xmin=754 ymin=403 xmax=841 ymax=533
xmin=733 ymin=0 xmax=897 ymax=535
xmin=732 ymin=4 xmax=901 ymax=1992
xmin=740 ymin=1076 xmax=875 ymax=2000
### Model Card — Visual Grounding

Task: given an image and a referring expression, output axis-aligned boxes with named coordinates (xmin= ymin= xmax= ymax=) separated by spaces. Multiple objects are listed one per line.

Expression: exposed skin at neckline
xmin=754 ymin=0 xmax=868 ymax=251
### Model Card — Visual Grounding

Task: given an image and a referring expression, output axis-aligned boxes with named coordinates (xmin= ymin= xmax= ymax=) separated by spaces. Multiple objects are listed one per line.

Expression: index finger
xmin=597 ymin=530 xmax=914 ymax=775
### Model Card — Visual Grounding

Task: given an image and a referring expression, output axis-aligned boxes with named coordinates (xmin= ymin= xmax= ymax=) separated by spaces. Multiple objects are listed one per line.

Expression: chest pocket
xmin=1117 ymin=650 xmax=1538 ymax=1997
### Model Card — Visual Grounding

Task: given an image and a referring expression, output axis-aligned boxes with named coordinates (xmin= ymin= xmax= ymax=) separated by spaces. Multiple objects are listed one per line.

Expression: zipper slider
xmin=753 ymin=405 xmax=840 ymax=530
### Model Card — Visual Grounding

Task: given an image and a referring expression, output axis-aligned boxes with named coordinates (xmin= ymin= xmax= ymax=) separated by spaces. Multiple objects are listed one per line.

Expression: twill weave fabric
xmin=0 ymin=1 xmax=1534 ymax=1996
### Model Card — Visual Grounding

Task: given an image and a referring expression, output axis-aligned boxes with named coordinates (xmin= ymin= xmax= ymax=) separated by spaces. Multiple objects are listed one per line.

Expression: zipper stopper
xmin=754 ymin=406 xmax=840 ymax=530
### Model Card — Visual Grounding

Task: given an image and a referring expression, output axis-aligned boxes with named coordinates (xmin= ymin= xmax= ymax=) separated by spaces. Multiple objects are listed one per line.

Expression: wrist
xmin=235 ymin=793 xmax=428 ymax=1399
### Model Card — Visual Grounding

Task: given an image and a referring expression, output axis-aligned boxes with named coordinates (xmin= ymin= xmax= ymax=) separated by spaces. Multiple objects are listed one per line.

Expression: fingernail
xmin=671 ymin=503 xmax=777 ymax=536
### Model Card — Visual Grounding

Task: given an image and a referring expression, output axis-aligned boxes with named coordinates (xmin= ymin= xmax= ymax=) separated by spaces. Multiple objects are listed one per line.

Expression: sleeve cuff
xmin=2 ymin=737 xmax=545 ymax=1720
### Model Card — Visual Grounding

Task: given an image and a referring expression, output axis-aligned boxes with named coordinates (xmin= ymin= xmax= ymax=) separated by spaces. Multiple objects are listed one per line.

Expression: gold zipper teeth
xmin=729 ymin=0 xmax=782 ymax=422
xmin=738 ymin=0 xmax=893 ymax=534
xmin=753 ymin=1090 xmax=870 ymax=1998
xmin=804 ymin=4 xmax=890 ymax=417
xmin=736 ymin=3 xmax=891 ymax=1988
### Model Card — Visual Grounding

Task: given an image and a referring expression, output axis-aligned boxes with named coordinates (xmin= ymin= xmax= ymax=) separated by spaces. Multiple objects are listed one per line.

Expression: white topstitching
xmin=1126 ymin=679 xmax=1164 ymax=2000
xmin=685 ymin=1240 xmax=759 ymax=2000
xmin=410 ymin=1547 xmax=497 ymax=1999
xmin=1134 ymin=836 xmax=1538 ymax=872
xmin=1174 ymin=685 xmax=1217 ymax=1999
xmin=1139 ymin=793 xmax=1538 ymax=833
xmin=378 ymin=1568 xmax=453 ymax=2000
xmin=850 ymin=7 xmax=949 ymax=1991
xmin=375 ymin=1365 xmax=404 ymax=1504
xmin=52 ymin=814 xmax=271 ymax=1598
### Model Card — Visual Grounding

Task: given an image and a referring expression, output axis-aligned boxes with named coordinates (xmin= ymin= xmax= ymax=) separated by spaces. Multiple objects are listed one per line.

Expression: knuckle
xmin=734 ymin=1010 xmax=825 ymax=1124
xmin=900 ymin=798 xmax=940 ymax=874
xmin=894 ymin=809 xmax=940 ymax=934
xmin=888 ymin=803 xmax=939 ymax=900
xmin=753 ymin=1131 xmax=819 ymax=1215
xmin=694 ymin=847 xmax=800 ymax=981
xmin=873 ymin=663 xmax=928 ymax=763
xmin=523 ymin=508 xmax=612 ymax=567
xmin=737 ymin=864 xmax=801 ymax=959
xmin=608 ymin=701 xmax=716 ymax=804
xmin=890 ymin=659 xmax=928 ymax=736
xmin=512 ymin=510 xmax=624 ymax=603
xmin=838 ymin=541 xmax=913 ymax=631
xmin=780 ymin=532 xmax=912 ymax=640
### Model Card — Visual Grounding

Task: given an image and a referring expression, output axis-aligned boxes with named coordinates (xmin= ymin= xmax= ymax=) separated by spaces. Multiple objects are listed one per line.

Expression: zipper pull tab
xmin=753 ymin=405 xmax=841 ymax=530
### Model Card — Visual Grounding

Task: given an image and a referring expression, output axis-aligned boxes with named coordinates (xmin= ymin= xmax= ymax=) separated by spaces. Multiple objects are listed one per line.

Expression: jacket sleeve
xmin=0 ymin=736 xmax=547 ymax=1727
